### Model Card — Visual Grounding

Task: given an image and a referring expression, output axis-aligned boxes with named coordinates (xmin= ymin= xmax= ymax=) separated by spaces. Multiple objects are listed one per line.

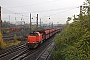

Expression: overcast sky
xmin=0 ymin=0 xmax=85 ymax=24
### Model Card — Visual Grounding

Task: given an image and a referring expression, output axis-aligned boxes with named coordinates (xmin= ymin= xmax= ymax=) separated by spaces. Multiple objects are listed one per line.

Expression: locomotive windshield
xmin=29 ymin=33 xmax=39 ymax=36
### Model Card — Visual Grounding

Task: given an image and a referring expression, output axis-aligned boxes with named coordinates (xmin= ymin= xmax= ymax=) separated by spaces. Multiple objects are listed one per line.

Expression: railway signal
xmin=80 ymin=6 xmax=82 ymax=14
xmin=49 ymin=16 xmax=50 ymax=19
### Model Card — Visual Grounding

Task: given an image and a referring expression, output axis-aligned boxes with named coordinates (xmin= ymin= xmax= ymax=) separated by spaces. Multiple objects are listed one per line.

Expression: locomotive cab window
xmin=29 ymin=33 xmax=39 ymax=36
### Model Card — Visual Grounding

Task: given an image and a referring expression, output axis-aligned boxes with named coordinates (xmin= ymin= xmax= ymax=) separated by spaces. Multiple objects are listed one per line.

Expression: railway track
xmin=0 ymin=35 xmax=55 ymax=60
xmin=2 ymin=30 xmax=30 ymax=40
xmin=2 ymin=34 xmax=14 ymax=40
xmin=9 ymin=49 xmax=30 ymax=60
xmin=2 ymin=32 xmax=18 ymax=40
xmin=0 ymin=42 xmax=26 ymax=60
xmin=23 ymin=37 xmax=54 ymax=60
xmin=9 ymin=36 xmax=55 ymax=60
xmin=36 ymin=42 xmax=55 ymax=60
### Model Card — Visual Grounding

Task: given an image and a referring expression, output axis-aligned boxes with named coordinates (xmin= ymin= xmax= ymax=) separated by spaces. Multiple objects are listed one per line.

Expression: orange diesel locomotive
xmin=27 ymin=28 xmax=60 ymax=48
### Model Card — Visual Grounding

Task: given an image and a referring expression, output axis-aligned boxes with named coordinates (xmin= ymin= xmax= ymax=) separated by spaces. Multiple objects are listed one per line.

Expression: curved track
xmin=9 ymin=36 xmax=55 ymax=60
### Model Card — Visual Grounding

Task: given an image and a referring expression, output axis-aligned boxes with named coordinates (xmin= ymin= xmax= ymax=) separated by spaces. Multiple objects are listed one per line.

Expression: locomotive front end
xmin=27 ymin=32 xmax=42 ymax=48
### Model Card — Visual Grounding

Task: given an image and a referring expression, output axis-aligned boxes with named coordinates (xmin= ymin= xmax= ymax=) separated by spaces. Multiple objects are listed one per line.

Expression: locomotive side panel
xmin=36 ymin=33 xmax=43 ymax=42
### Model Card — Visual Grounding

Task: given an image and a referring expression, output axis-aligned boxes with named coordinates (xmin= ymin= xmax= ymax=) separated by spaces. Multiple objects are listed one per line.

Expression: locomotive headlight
xmin=33 ymin=42 xmax=35 ymax=43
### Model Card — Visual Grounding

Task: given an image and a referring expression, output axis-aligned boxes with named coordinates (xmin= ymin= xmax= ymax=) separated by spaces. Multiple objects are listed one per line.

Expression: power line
xmin=1 ymin=6 xmax=79 ymax=23
xmin=28 ymin=6 xmax=79 ymax=13
xmin=41 ymin=6 xmax=79 ymax=18
xmin=2 ymin=6 xmax=79 ymax=14
xmin=2 ymin=7 xmax=25 ymax=15
xmin=2 ymin=7 xmax=25 ymax=20
xmin=5 ymin=0 xmax=60 ymax=8
xmin=2 ymin=7 xmax=16 ymax=14
xmin=1 ymin=6 xmax=79 ymax=21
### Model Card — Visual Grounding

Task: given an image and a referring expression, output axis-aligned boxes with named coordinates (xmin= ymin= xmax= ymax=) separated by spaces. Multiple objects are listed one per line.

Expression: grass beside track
xmin=0 ymin=32 xmax=21 ymax=50
xmin=3 ymin=40 xmax=21 ymax=49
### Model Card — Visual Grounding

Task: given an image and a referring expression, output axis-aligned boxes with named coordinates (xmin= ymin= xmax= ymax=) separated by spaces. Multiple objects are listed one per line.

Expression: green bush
xmin=53 ymin=16 xmax=90 ymax=60
xmin=0 ymin=32 xmax=5 ymax=49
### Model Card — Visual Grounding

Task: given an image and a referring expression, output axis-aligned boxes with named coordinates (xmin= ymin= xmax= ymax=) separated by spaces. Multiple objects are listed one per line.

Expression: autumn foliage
xmin=53 ymin=1 xmax=90 ymax=60
xmin=0 ymin=32 xmax=5 ymax=49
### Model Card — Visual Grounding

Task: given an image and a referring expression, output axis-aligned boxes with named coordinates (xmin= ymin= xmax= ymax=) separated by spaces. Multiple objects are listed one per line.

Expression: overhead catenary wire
xmin=41 ymin=6 xmax=79 ymax=18
xmin=1 ymin=4 xmax=81 ymax=25
xmin=2 ymin=6 xmax=79 ymax=14
xmin=1 ymin=6 xmax=80 ymax=20
xmin=20 ymin=6 xmax=80 ymax=14
xmin=2 ymin=7 xmax=16 ymax=14
xmin=2 ymin=7 xmax=23 ymax=14
xmin=5 ymin=0 xmax=60 ymax=8
xmin=1 ymin=0 xmax=85 ymax=24
xmin=1 ymin=6 xmax=79 ymax=20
